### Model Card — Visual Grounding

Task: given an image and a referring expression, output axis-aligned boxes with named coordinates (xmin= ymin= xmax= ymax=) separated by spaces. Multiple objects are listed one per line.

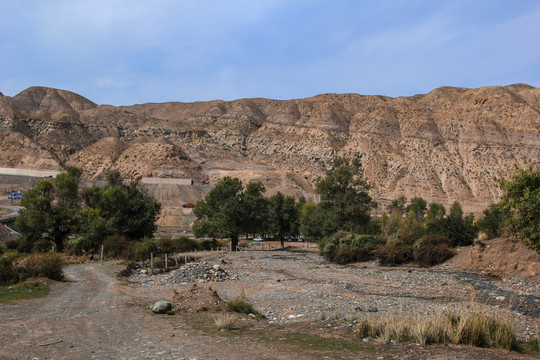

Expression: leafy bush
xmin=18 ymin=253 xmax=64 ymax=281
xmin=152 ymin=256 xmax=165 ymax=269
xmin=0 ymin=256 xmax=18 ymax=285
xmin=200 ymin=239 xmax=218 ymax=250
xmin=320 ymin=231 xmax=386 ymax=264
xmin=172 ymin=236 xmax=200 ymax=252
xmin=227 ymin=299 xmax=257 ymax=315
xmin=498 ymin=166 xmax=540 ymax=251
xmin=157 ymin=235 xmax=175 ymax=254
xmin=103 ymin=235 xmax=132 ymax=258
xmin=133 ymin=238 xmax=162 ymax=261
xmin=413 ymin=235 xmax=455 ymax=267
xmin=5 ymin=239 xmax=18 ymax=250
xmin=377 ymin=240 xmax=413 ymax=266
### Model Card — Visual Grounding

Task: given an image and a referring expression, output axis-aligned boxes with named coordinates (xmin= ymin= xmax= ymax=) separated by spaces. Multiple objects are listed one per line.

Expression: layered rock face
xmin=1 ymin=84 xmax=539 ymax=214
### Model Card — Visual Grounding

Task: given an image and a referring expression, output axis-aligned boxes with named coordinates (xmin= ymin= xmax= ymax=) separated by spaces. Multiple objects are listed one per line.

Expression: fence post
xmin=165 ymin=253 xmax=168 ymax=268
xmin=151 ymin=252 xmax=154 ymax=270
xmin=184 ymin=253 xmax=187 ymax=264
xmin=100 ymin=244 xmax=104 ymax=265
xmin=174 ymin=253 xmax=178 ymax=267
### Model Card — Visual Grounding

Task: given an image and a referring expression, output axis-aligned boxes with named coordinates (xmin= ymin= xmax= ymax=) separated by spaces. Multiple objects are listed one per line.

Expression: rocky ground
xmin=129 ymin=247 xmax=539 ymax=342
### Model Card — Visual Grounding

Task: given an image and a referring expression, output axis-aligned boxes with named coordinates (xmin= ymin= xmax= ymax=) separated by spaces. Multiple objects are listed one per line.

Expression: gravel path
xmin=0 ymin=262 xmax=289 ymax=360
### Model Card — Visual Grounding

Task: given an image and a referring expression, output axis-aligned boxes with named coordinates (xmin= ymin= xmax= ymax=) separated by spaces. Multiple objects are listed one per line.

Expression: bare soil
xmin=1 ymin=246 xmax=538 ymax=359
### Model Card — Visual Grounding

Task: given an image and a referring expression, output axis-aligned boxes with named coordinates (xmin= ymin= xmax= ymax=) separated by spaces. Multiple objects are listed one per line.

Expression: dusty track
xmin=0 ymin=262 xmax=290 ymax=360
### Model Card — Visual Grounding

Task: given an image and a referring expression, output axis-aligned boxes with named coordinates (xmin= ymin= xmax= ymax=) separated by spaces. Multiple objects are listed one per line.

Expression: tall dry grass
xmin=357 ymin=309 xmax=518 ymax=350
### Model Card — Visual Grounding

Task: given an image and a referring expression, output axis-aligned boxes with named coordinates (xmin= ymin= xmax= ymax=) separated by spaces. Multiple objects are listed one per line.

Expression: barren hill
xmin=1 ymin=84 xmax=539 ymax=215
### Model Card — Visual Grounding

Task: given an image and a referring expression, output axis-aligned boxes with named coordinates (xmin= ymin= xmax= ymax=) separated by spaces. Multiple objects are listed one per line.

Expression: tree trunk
xmin=231 ymin=236 xmax=239 ymax=251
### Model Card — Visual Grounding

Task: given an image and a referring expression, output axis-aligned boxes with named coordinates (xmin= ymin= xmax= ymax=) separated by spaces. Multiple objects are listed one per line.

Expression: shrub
xmin=17 ymin=253 xmax=64 ymax=281
xmin=5 ymin=239 xmax=18 ymax=250
xmin=413 ymin=235 xmax=455 ymax=267
xmin=377 ymin=241 xmax=413 ymax=266
xmin=0 ymin=256 xmax=18 ymax=285
xmin=200 ymin=239 xmax=218 ymax=250
xmin=227 ymin=299 xmax=257 ymax=315
xmin=158 ymin=235 xmax=175 ymax=254
xmin=103 ymin=235 xmax=131 ymax=258
xmin=152 ymin=256 xmax=165 ymax=269
xmin=172 ymin=236 xmax=200 ymax=252
xmin=320 ymin=231 xmax=386 ymax=264
xmin=133 ymin=238 xmax=162 ymax=261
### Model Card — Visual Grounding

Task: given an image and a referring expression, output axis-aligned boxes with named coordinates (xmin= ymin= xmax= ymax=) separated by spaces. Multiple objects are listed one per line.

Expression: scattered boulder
xmin=152 ymin=300 xmax=172 ymax=314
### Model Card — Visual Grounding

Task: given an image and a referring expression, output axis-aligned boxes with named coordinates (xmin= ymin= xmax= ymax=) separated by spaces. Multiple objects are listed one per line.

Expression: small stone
xmin=496 ymin=296 xmax=506 ymax=301
xmin=288 ymin=315 xmax=296 ymax=320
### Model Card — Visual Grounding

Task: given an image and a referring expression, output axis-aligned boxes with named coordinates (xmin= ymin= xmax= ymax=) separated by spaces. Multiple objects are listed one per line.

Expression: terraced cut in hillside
xmin=1 ymin=84 xmax=539 ymax=216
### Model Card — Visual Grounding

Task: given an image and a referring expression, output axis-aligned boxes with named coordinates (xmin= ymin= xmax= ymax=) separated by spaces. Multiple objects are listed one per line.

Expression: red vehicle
xmin=183 ymin=203 xmax=195 ymax=208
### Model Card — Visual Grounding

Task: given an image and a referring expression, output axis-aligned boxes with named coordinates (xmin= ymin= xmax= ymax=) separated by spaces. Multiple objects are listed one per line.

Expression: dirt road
xmin=0 ymin=262 xmax=292 ymax=360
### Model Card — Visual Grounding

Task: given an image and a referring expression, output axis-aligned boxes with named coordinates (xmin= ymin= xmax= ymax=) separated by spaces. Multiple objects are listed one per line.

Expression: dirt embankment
xmin=441 ymin=237 xmax=540 ymax=279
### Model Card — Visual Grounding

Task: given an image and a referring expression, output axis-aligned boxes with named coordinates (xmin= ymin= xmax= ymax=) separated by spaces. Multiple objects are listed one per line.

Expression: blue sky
xmin=1 ymin=0 xmax=539 ymax=106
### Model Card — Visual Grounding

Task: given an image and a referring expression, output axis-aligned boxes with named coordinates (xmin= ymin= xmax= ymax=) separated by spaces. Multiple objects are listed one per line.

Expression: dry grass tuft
xmin=213 ymin=313 xmax=238 ymax=330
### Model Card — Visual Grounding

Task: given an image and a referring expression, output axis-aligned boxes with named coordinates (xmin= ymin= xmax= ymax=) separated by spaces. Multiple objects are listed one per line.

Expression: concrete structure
xmin=0 ymin=167 xmax=61 ymax=178
xmin=141 ymin=177 xmax=193 ymax=186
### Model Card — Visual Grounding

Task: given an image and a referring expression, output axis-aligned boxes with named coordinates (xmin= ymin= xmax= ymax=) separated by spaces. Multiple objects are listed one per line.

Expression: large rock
xmin=151 ymin=300 xmax=172 ymax=314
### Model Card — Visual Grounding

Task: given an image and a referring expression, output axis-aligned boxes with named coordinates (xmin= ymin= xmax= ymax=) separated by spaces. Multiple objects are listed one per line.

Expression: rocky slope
xmin=1 ymin=84 xmax=539 ymax=214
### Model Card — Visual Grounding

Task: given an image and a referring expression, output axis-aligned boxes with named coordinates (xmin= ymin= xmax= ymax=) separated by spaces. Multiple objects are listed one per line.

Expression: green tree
xmin=498 ymin=166 xmax=540 ymax=250
xmin=70 ymin=207 xmax=109 ymax=256
xmin=406 ymin=197 xmax=427 ymax=221
xmin=82 ymin=178 xmax=161 ymax=241
xmin=268 ymin=192 xmax=300 ymax=247
xmin=16 ymin=180 xmax=54 ymax=250
xmin=315 ymin=157 xmax=372 ymax=235
xmin=193 ymin=177 xmax=244 ymax=250
xmin=241 ymin=181 xmax=268 ymax=238
xmin=426 ymin=201 xmax=477 ymax=246
xmin=476 ymin=204 xmax=508 ymax=239
xmin=389 ymin=195 xmax=407 ymax=216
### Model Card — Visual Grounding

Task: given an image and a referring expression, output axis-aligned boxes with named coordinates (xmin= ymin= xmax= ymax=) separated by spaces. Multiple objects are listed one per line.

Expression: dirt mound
xmin=442 ymin=237 xmax=540 ymax=279
xmin=171 ymin=284 xmax=226 ymax=312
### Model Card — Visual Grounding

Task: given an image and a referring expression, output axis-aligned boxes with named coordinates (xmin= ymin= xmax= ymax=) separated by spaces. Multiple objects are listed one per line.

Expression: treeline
xmin=11 ymin=168 xmax=161 ymax=256
xmin=194 ymin=158 xmax=540 ymax=265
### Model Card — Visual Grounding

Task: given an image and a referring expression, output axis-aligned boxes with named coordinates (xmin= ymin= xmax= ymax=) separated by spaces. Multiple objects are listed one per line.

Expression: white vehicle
xmin=252 ymin=237 xmax=264 ymax=242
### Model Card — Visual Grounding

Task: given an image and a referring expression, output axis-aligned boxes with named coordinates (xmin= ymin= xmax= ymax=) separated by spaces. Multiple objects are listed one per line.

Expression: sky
xmin=1 ymin=0 xmax=539 ymax=106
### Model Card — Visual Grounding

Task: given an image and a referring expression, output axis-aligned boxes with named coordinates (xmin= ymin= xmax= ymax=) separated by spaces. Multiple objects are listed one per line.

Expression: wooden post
xmin=184 ymin=253 xmax=187 ymax=264
xmin=151 ymin=252 xmax=154 ymax=270
xmin=100 ymin=244 xmax=104 ymax=265
xmin=165 ymin=253 xmax=168 ymax=268
xmin=174 ymin=253 xmax=178 ymax=267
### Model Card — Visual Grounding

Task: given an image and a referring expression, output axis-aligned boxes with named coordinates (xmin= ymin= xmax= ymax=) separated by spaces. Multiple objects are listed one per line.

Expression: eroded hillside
xmin=1 ymin=84 xmax=539 ymax=213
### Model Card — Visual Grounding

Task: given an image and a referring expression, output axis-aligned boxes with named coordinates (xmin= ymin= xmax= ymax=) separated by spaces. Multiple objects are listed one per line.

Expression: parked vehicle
xmin=253 ymin=237 xmax=264 ymax=242
xmin=183 ymin=203 xmax=195 ymax=208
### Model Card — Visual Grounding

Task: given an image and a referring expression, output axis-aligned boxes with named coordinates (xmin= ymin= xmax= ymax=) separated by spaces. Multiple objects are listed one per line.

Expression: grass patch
xmin=0 ymin=280 xmax=50 ymax=304
xmin=520 ymin=338 xmax=540 ymax=356
xmin=269 ymin=332 xmax=372 ymax=352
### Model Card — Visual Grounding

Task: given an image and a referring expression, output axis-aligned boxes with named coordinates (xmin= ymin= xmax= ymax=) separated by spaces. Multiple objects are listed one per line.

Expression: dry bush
xmin=413 ymin=235 xmax=455 ymax=267
xmin=377 ymin=240 xmax=412 ymax=266
xmin=213 ymin=313 xmax=238 ymax=330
